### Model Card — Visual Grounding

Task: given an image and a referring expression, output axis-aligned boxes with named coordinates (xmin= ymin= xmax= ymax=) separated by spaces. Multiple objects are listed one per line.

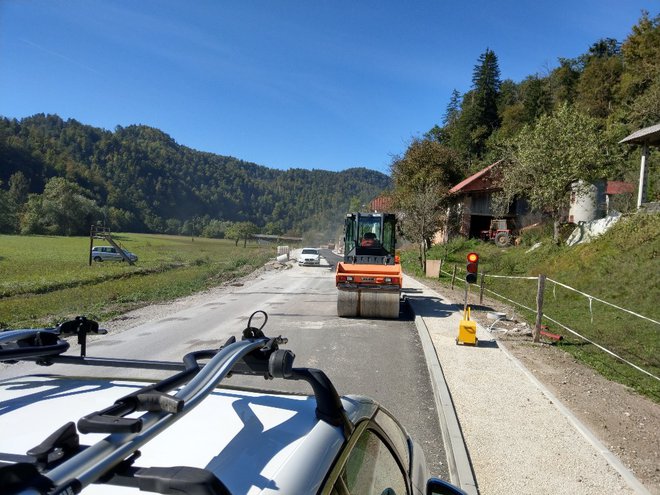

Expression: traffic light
xmin=466 ymin=252 xmax=479 ymax=284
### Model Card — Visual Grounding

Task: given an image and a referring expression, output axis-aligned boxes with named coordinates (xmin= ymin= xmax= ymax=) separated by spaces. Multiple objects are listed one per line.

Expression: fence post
xmin=438 ymin=259 xmax=443 ymax=279
xmin=534 ymin=274 xmax=546 ymax=343
xmin=451 ymin=265 xmax=457 ymax=289
xmin=479 ymin=272 xmax=485 ymax=305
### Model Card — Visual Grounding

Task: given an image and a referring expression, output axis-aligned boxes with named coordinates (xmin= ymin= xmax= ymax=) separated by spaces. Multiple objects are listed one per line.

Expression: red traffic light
xmin=466 ymin=252 xmax=479 ymax=283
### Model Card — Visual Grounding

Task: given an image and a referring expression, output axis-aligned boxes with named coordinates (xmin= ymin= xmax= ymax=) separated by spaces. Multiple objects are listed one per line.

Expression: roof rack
xmin=0 ymin=311 xmax=352 ymax=495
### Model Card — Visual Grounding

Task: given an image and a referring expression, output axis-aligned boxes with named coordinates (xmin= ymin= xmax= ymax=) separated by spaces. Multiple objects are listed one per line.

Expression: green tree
xmin=0 ymin=184 xmax=18 ymax=233
xmin=347 ymin=196 xmax=363 ymax=213
xmin=585 ymin=38 xmax=621 ymax=59
xmin=499 ymin=104 xmax=610 ymax=243
xmin=107 ymin=206 xmax=135 ymax=231
xmin=443 ymin=89 xmax=462 ymax=127
xmin=8 ymin=171 xmax=29 ymax=205
xmin=548 ymin=58 xmax=581 ymax=106
xmin=263 ymin=221 xmax=283 ymax=235
xmin=619 ymin=11 xmax=660 ymax=126
xmin=202 ymin=219 xmax=231 ymax=238
xmin=462 ymin=48 xmax=502 ymax=158
xmin=224 ymin=222 xmax=241 ymax=246
xmin=240 ymin=221 xmax=259 ymax=247
xmin=390 ymin=138 xmax=462 ymax=268
xmin=20 ymin=177 xmax=101 ymax=235
xmin=495 ymin=76 xmax=552 ymax=141
xmin=520 ymin=76 xmax=552 ymax=123
xmin=575 ymin=56 xmax=623 ymax=118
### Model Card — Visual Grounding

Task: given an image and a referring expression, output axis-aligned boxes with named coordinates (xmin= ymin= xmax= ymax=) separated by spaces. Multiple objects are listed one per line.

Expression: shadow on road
xmin=405 ymin=295 xmax=459 ymax=319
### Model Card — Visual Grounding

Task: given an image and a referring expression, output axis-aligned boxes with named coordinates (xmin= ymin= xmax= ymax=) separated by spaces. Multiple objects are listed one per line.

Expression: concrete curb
xmin=411 ymin=303 xmax=478 ymax=495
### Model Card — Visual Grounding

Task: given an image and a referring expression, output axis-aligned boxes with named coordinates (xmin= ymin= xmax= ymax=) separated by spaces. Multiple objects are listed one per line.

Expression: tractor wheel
xmin=495 ymin=232 xmax=511 ymax=247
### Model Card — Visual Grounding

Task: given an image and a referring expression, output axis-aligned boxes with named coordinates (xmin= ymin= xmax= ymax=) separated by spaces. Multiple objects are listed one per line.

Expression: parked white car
xmin=91 ymin=245 xmax=138 ymax=262
xmin=298 ymin=247 xmax=321 ymax=266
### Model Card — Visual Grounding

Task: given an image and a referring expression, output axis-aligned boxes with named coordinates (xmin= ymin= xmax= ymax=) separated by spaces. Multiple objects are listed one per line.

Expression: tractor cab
xmin=336 ymin=213 xmax=402 ymax=319
xmin=343 ymin=213 xmax=397 ymax=265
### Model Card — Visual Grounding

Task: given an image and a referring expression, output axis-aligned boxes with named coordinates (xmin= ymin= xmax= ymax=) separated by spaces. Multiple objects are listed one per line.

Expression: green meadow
xmin=0 ymin=234 xmax=273 ymax=328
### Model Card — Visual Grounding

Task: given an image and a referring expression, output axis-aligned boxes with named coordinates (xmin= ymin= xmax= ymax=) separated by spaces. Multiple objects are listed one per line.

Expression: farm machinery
xmin=480 ymin=218 xmax=516 ymax=247
xmin=335 ymin=212 xmax=402 ymax=319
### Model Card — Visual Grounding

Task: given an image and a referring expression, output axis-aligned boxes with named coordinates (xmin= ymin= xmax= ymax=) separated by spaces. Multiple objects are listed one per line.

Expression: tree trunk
xmin=243 ymin=237 xmax=247 ymax=248
xmin=420 ymin=240 xmax=426 ymax=270
xmin=553 ymin=218 xmax=561 ymax=245
xmin=235 ymin=238 xmax=239 ymax=246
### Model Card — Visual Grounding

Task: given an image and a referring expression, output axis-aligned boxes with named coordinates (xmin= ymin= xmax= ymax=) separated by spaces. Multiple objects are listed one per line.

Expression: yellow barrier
xmin=457 ymin=306 xmax=478 ymax=346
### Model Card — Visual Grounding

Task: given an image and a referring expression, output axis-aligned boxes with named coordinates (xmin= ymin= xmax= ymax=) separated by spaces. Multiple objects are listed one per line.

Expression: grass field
xmin=0 ymin=233 xmax=274 ymax=328
xmin=401 ymin=213 xmax=660 ymax=402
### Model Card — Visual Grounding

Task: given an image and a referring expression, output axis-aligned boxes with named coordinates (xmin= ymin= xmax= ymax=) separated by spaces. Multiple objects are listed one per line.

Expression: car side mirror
xmin=426 ymin=478 xmax=467 ymax=495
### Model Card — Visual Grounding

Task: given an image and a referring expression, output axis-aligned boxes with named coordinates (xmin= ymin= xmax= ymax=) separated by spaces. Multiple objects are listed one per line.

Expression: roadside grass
xmin=402 ymin=213 xmax=660 ymax=402
xmin=0 ymin=234 xmax=274 ymax=328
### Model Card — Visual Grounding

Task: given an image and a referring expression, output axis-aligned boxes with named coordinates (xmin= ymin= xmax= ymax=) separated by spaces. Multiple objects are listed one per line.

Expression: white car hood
xmin=0 ymin=375 xmax=347 ymax=494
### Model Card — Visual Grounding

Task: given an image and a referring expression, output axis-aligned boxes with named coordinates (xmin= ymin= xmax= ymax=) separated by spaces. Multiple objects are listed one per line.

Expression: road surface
xmin=0 ymin=252 xmax=449 ymax=479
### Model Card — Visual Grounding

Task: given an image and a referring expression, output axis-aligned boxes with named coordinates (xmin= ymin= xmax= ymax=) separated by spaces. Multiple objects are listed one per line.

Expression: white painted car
xmin=91 ymin=246 xmax=138 ymax=262
xmin=298 ymin=247 xmax=321 ymax=266
xmin=0 ymin=315 xmax=466 ymax=495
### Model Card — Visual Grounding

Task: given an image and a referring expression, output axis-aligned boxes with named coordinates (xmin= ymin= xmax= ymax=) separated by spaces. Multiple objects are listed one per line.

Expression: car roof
xmin=0 ymin=319 xmax=381 ymax=494
xmin=0 ymin=374 xmax=376 ymax=494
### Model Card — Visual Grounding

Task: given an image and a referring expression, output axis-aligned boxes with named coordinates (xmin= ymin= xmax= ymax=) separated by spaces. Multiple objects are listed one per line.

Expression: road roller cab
xmin=336 ymin=212 xmax=402 ymax=318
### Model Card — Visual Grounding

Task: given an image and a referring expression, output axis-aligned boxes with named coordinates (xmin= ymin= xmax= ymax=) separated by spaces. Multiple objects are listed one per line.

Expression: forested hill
xmin=0 ymin=114 xmax=390 ymax=238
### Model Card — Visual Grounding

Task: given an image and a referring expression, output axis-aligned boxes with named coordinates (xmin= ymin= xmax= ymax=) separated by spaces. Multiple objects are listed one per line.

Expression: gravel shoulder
xmin=415 ymin=275 xmax=660 ymax=495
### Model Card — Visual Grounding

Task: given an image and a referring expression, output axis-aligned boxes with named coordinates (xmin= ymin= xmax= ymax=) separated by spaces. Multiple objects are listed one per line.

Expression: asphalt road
xmin=0 ymin=250 xmax=449 ymax=479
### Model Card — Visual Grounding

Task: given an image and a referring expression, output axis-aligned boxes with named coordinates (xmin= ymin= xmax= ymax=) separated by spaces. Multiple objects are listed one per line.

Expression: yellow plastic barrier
xmin=457 ymin=306 xmax=478 ymax=346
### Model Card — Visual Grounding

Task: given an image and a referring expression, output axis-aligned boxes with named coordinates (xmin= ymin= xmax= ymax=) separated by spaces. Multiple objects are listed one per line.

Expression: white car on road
xmin=298 ymin=247 xmax=321 ymax=266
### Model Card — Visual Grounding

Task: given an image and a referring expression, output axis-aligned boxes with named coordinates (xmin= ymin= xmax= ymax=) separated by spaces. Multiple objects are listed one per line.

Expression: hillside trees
xmin=0 ymin=184 xmax=17 ymax=233
xmin=21 ymin=177 xmax=102 ymax=236
xmin=225 ymin=221 xmax=259 ymax=247
xmin=575 ymin=40 xmax=623 ymax=119
xmin=435 ymin=49 xmax=502 ymax=168
xmin=0 ymin=115 xmax=390 ymax=237
xmin=498 ymin=104 xmax=610 ymax=243
xmin=391 ymin=139 xmax=462 ymax=268
xmin=618 ymin=11 xmax=660 ymax=126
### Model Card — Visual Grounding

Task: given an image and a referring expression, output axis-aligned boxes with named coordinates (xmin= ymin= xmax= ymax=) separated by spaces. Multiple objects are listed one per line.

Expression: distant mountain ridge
xmin=0 ymin=114 xmax=391 ymax=236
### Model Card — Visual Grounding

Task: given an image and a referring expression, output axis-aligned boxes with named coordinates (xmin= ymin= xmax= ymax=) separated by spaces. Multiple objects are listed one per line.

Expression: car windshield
xmin=302 ymin=249 xmax=318 ymax=255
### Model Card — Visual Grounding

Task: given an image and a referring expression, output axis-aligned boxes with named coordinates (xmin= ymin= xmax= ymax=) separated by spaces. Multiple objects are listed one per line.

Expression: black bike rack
xmin=0 ymin=311 xmax=352 ymax=495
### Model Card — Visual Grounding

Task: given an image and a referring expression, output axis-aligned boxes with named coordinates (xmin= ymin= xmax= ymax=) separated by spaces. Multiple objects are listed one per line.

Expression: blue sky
xmin=1 ymin=1 xmax=656 ymax=174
